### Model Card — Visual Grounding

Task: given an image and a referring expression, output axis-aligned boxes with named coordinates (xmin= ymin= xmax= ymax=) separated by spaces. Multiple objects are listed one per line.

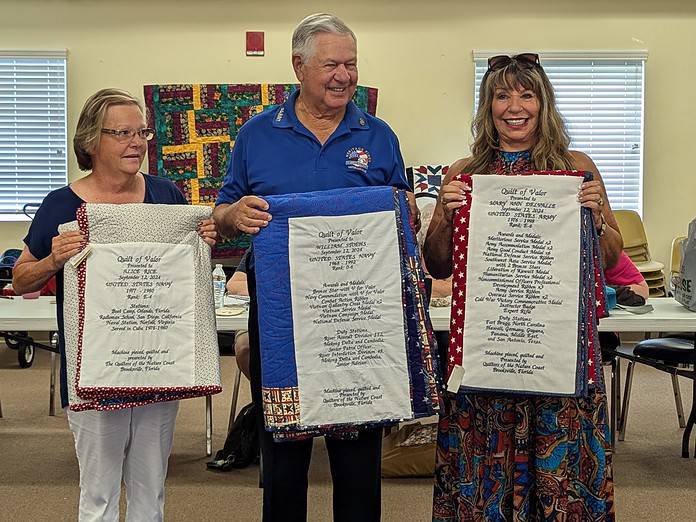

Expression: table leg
xmin=206 ymin=395 xmax=213 ymax=457
xmin=682 ymin=383 xmax=695 ymax=458
xmin=683 ymin=334 xmax=696 ymax=458
xmin=49 ymin=346 xmax=57 ymax=417
xmin=228 ymin=366 xmax=242 ymax=433
xmin=610 ymin=355 xmax=618 ymax=449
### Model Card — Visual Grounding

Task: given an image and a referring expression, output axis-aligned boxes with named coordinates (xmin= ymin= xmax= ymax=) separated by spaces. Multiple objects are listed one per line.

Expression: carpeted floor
xmin=1 ymin=344 xmax=696 ymax=521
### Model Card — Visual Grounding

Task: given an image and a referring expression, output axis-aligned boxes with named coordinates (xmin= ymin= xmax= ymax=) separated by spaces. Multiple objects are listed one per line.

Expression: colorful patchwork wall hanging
xmin=406 ymin=165 xmax=450 ymax=197
xmin=144 ymin=84 xmax=379 ymax=258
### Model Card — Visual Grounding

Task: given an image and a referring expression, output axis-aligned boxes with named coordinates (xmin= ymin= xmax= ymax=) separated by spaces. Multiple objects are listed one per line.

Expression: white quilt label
xmin=460 ymin=175 xmax=582 ymax=395
xmin=289 ymin=211 xmax=412 ymax=425
xmin=79 ymin=242 xmax=195 ymax=388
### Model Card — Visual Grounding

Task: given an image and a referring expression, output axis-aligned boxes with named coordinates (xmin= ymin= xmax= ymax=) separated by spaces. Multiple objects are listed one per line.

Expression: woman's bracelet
xmin=596 ymin=213 xmax=607 ymax=237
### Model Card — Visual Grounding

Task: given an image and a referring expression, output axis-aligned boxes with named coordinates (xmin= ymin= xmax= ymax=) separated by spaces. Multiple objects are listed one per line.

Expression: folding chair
xmin=616 ymin=235 xmax=695 ymax=453
xmin=614 ymin=210 xmax=666 ymax=296
xmin=616 ymin=335 xmax=696 ymax=456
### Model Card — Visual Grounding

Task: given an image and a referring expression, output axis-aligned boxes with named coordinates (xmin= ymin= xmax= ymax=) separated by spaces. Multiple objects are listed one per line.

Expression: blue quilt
xmin=254 ymin=186 xmax=440 ymax=439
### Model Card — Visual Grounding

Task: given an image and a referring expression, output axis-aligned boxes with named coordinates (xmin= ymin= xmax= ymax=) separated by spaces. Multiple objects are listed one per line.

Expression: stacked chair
xmin=614 ymin=210 xmax=667 ymax=297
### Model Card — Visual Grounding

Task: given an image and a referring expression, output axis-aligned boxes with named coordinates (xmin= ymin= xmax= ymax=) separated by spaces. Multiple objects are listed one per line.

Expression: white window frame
xmin=474 ymin=50 xmax=647 ymax=214
xmin=0 ymin=49 xmax=68 ymax=221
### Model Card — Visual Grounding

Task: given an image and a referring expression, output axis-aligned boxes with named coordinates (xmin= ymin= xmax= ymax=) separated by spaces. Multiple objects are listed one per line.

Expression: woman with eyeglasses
xmin=12 ymin=88 xmax=216 ymax=521
xmin=425 ymin=55 xmax=620 ymax=521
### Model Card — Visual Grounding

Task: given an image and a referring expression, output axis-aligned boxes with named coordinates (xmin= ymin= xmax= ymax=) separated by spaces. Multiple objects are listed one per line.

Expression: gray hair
xmin=292 ymin=13 xmax=356 ymax=61
xmin=73 ymin=88 xmax=144 ymax=171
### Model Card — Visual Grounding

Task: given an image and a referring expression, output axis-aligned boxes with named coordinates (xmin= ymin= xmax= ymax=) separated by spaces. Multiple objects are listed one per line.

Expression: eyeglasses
xmin=101 ymin=128 xmax=155 ymax=142
xmin=487 ymin=53 xmax=540 ymax=72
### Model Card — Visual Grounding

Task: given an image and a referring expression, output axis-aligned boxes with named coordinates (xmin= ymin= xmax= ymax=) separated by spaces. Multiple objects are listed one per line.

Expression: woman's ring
xmin=599 ymin=196 xmax=604 ymax=206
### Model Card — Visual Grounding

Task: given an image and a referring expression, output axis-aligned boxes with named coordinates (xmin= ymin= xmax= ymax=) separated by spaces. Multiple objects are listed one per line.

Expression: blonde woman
xmin=13 ymin=89 xmax=216 ymax=521
xmin=426 ymin=54 xmax=620 ymax=521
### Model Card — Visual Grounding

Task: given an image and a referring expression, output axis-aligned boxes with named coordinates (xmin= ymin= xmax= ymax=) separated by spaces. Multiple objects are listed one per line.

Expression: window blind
xmin=0 ymin=50 xmax=67 ymax=217
xmin=474 ymin=51 xmax=646 ymax=212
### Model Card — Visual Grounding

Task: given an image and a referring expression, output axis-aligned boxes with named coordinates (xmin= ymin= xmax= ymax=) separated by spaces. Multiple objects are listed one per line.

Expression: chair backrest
xmin=0 ymin=248 xmax=21 ymax=290
xmin=624 ymin=245 xmax=650 ymax=263
xmin=614 ymin=209 xmax=657 ymax=267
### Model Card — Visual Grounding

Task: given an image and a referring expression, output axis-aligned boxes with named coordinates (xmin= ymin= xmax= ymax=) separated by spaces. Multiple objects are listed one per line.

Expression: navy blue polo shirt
xmin=217 ymin=89 xmax=409 ymax=203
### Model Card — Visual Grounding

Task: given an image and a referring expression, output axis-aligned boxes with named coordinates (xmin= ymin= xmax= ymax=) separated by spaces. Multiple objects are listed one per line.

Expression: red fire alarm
xmin=246 ymin=31 xmax=265 ymax=56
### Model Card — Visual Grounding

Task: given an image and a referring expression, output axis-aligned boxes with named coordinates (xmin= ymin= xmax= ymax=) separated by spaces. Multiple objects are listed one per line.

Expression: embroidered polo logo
xmin=345 ymin=147 xmax=371 ymax=174
xmin=275 ymin=107 xmax=285 ymax=122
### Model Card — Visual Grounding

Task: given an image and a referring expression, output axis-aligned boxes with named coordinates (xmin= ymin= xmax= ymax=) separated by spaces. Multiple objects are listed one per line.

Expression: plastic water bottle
xmin=212 ymin=264 xmax=226 ymax=309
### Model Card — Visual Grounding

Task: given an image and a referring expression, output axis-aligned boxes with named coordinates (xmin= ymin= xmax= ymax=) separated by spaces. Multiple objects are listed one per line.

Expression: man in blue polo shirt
xmin=214 ymin=13 xmax=416 ymax=522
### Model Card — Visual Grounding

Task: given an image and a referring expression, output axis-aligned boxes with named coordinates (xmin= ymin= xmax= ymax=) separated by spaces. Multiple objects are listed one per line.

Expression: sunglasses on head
xmin=487 ymin=53 xmax=540 ymax=71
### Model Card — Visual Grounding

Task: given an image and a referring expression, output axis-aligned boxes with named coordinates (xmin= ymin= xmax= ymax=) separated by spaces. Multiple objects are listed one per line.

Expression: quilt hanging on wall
xmin=406 ymin=165 xmax=450 ymax=198
xmin=407 ymin=165 xmax=451 ymax=219
xmin=144 ymin=84 xmax=379 ymax=258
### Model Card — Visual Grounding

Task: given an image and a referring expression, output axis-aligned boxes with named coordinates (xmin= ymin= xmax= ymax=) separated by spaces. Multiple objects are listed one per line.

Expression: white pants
xmin=67 ymin=401 xmax=179 ymax=522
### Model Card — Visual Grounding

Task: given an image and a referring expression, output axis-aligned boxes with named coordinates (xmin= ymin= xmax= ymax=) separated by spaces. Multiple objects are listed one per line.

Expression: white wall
xmin=2 ymin=0 xmax=694 ymax=267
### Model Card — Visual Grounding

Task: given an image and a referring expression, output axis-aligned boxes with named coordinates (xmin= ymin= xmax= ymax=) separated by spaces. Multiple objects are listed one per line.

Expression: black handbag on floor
xmin=206 ymin=402 xmax=260 ymax=471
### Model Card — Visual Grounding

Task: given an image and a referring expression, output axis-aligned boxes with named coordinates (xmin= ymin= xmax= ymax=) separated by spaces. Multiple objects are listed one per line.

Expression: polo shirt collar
xmin=343 ymin=100 xmax=371 ymax=131
xmin=271 ymin=90 xmax=297 ymax=129
xmin=272 ymin=89 xmax=371 ymax=132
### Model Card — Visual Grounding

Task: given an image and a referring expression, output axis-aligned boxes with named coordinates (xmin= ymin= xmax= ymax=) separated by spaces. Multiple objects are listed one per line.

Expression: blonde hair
xmin=73 ymin=88 xmax=144 ymax=171
xmin=466 ymin=61 xmax=574 ymax=173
